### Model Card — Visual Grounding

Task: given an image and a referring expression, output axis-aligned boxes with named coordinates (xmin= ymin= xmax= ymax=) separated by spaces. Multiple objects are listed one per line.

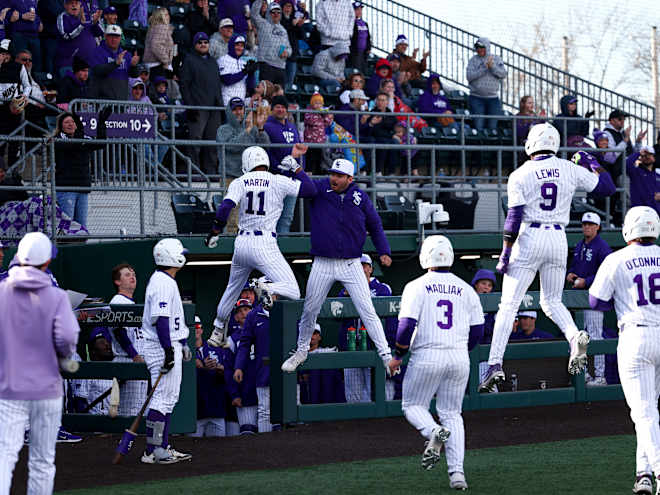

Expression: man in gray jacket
xmin=180 ymin=31 xmax=224 ymax=175
xmin=312 ymin=42 xmax=350 ymax=92
xmin=251 ymin=0 xmax=290 ymax=85
xmin=466 ymin=37 xmax=507 ymax=131
xmin=316 ymin=0 xmax=354 ymax=48
xmin=216 ymin=97 xmax=270 ymax=232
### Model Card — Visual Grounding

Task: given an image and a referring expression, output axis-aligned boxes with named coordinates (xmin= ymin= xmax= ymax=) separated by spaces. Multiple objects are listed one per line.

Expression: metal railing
xmin=362 ymin=0 xmax=656 ymax=135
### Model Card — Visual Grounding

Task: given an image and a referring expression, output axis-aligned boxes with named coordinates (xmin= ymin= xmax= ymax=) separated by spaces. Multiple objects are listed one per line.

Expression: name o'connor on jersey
xmin=243 ymin=177 xmax=270 ymax=187
xmin=625 ymin=257 xmax=660 ymax=270
xmin=534 ymin=168 xmax=560 ymax=180
xmin=425 ymin=283 xmax=463 ymax=296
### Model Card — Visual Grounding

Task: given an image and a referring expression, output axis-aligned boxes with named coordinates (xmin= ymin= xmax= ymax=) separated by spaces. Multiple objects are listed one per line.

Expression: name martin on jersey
xmin=243 ymin=178 xmax=270 ymax=187
xmin=425 ymin=283 xmax=463 ymax=296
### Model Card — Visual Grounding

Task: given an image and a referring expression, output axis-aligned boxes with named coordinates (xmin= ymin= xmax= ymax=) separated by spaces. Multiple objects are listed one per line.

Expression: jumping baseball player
xmin=108 ymin=263 xmax=148 ymax=415
xmin=205 ymin=144 xmax=317 ymax=348
xmin=566 ymin=212 xmax=612 ymax=386
xmin=338 ymin=254 xmax=397 ymax=402
xmin=140 ymin=238 xmax=192 ymax=464
xmin=0 ymin=232 xmax=79 ymax=495
xmin=390 ymin=235 xmax=484 ymax=490
xmin=479 ymin=125 xmax=616 ymax=392
xmin=281 ymin=159 xmax=396 ymax=374
xmin=589 ymin=206 xmax=660 ymax=495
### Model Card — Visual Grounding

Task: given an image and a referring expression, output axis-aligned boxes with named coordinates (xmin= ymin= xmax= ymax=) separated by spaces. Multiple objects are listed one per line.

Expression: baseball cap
xmin=152 ymin=75 xmax=168 ymax=86
xmin=89 ymin=327 xmax=112 ymax=344
xmin=474 ymin=40 xmax=486 ymax=49
xmin=103 ymin=5 xmax=116 ymax=14
xmin=609 ymin=109 xmax=629 ymax=120
xmin=16 ymin=232 xmax=52 ymax=266
xmin=235 ymin=298 xmax=252 ymax=309
xmin=271 ymin=95 xmax=288 ymax=108
xmin=518 ymin=310 xmax=537 ymax=319
xmin=220 ymin=18 xmax=234 ymax=28
xmin=329 ymin=158 xmax=354 ymax=177
xmin=360 ymin=253 xmax=372 ymax=265
xmin=193 ymin=31 xmax=209 ymax=45
xmin=641 ymin=144 xmax=656 ymax=155
xmin=268 ymin=2 xmax=281 ymax=11
xmin=233 ymin=34 xmax=246 ymax=44
xmin=395 ymin=34 xmax=408 ymax=46
xmin=352 ymin=1 xmax=363 ymax=7
xmin=349 ymin=89 xmax=367 ymax=100
xmin=581 ymin=212 xmax=601 ymax=226
xmin=137 ymin=63 xmax=149 ymax=74
xmin=313 ymin=323 xmax=321 ymax=334
xmin=131 ymin=79 xmax=145 ymax=88
xmin=470 ymin=268 xmax=496 ymax=287
xmin=229 ymin=97 xmax=244 ymax=109
xmin=105 ymin=24 xmax=122 ymax=36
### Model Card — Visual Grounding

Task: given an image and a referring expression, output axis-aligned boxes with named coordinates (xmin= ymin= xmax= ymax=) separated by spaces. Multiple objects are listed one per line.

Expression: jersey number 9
xmin=540 ymin=182 xmax=557 ymax=211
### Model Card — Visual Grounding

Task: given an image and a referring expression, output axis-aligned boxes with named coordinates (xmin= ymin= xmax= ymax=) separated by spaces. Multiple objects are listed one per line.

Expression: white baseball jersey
xmin=590 ymin=244 xmax=660 ymax=329
xmin=225 ymin=171 xmax=301 ymax=232
xmin=141 ymin=271 xmax=189 ymax=343
xmin=109 ymin=294 xmax=144 ymax=357
xmin=399 ymin=271 xmax=484 ymax=357
xmin=217 ymin=54 xmax=247 ymax=106
xmin=508 ymin=156 xmax=599 ymax=226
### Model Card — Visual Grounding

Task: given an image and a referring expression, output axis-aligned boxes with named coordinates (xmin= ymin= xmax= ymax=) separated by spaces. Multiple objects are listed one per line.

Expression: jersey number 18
xmin=633 ymin=273 xmax=660 ymax=306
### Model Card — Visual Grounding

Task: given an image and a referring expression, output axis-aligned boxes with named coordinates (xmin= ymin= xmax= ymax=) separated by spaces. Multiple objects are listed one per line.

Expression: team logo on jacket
xmin=585 ymin=248 xmax=592 ymax=262
xmin=330 ymin=301 xmax=344 ymax=317
xmin=352 ymin=191 xmax=362 ymax=206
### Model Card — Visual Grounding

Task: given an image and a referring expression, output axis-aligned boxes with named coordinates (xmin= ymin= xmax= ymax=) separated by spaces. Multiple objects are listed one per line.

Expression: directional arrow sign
xmin=78 ymin=111 xmax=156 ymax=139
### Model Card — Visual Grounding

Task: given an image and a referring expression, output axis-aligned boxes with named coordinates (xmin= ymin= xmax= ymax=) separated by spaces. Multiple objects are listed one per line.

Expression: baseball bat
xmin=112 ymin=371 xmax=165 ymax=465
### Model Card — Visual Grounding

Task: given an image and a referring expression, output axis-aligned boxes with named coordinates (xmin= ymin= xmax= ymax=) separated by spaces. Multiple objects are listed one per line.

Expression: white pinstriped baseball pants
xmin=191 ymin=418 xmax=226 ymax=437
xmin=257 ymin=387 xmax=272 ymax=433
xmin=236 ymin=406 xmax=257 ymax=432
xmin=402 ymin=351 xmax=469 ymax=474
xmin=344 ymin=369 xmax=395 ymax=402
xmin=214 ymin=234 xmax=300 ymax=327
xmin=617 ymin=325 xmax=660 ymax=476
xmin=583 ymin=310 xmax=605 ymax=379
xmin=0 ymin=397 xmax=61 ymax=495
xmin=112 ymin=355 xmax=148 ymax=416
xmin=297 ymin=257 xmax=391 ymax=358
xmin=143 ymin=341 xmax=182 ymax=414
xmin=488 ymin=225 xmax=579 ymax=365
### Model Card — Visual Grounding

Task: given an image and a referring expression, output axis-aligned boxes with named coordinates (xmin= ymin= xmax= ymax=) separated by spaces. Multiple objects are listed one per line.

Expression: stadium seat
xmin=344 ymin=67 xmax=360 ymax=79
xmin=169 ymin=4 xmax=189 ymax=23
xmin=121 ymin=37 xmax=144 ymax=54
xmin=417 ymin=125 xmax=441 ymax=144
xmin=410 ymin=87 xmax=424 ymax=99
xmin=171 ymin=193 xmax=215 ymax=234
xmin=376 ymin=193 xmax=417 ymax=230
xmin=302 ymin=83 xmax=321 ymax=96
xmin=447 ymin=89 xmax=468 ymax=109
xmin=123 ymin=19 xmax=145 ymax=39
xmin=417 ymin=181 xmax=479 ymax=229
xmin=285 ymin=83 xmax=300 ymax=102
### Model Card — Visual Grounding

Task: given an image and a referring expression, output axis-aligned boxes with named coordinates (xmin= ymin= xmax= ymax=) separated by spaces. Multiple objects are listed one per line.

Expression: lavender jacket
xmin=0 ymin=266 xmax=79 ymax=400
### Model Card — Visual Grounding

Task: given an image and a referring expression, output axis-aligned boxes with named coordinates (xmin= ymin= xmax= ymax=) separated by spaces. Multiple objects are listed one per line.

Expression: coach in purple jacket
xmin=0 ymin=232 xmax=79 ymax=494
xmin=566 ymin=212 xmax=612 ymax=290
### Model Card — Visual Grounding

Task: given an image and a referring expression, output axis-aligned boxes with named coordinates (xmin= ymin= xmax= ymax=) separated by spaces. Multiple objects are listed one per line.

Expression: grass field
xmin=59 ymin=435 xmax=638 ymax=495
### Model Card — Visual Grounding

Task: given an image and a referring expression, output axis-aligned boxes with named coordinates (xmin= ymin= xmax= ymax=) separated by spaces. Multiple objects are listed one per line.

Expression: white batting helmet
xmin=242 ymin=146 xmax=270 ymax=175
xmin=153 ymin=238 xmax=188 ymax=268
xmin=419 ymin=235 xmax=454 ymax=269
xmin=622 ymin=206 xmax=660 ymax=243
xmin=525 ymin=123 xmax=560 ymax=156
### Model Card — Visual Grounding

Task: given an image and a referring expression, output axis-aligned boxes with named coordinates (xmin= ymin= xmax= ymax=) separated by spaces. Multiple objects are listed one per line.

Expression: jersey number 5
xmin=540 ymin=182 xmax=557 ymax=211
xmin=436 ymin=299 xmax=453 ymax=329
xmin=245 ymin=191 xmax=266 ymax=215
xmin=633 ymin=273 xmax=660 ymax=306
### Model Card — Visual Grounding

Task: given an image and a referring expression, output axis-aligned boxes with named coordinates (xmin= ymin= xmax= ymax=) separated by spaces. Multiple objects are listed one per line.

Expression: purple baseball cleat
xmin=478 ymin=364 xmax=505 ymax=393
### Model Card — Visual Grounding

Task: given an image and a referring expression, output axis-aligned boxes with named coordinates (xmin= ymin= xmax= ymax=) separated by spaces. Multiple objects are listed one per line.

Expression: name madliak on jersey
xmin=425 ymin=284 xmax=463 ymax=296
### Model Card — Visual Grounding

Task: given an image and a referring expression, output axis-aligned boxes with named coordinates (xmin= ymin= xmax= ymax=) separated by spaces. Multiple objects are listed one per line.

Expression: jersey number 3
xmin=245 ymin=191 xmax=266 ymax=215
xmin=436 ymin=299 xmax=453 ymax=329
xmin=633 ymin=273 xmax=660 ymax=306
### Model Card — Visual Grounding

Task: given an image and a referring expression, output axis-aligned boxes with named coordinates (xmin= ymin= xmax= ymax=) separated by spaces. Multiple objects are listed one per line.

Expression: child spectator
xmin=592 ymin=129 xmax=617 ymax=168
xmin=57 ymin=56 xmax=90 ymax=107
xmin=349 ymin=1 xmax=370 ymax=74
xmin=392 ymin=121 xmax=417 ymax=173
xmin=98 ymin=5 xmax=118 ymax=34
xmin=365 ymin=57 xmax=401 ymax=99
xmin=218 ymin=33 xmax=257 ymax=106
xmin=304 ymin=93 xmax=333 ymax=174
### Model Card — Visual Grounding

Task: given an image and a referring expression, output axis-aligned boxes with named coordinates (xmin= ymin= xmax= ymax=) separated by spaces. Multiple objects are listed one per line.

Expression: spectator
xmin=14 ymin=49 xmax=48 ymax=133
xmin=209 ymin=17 xmax=233 ymax=60
xmin=348 ymin=1 xmax=370 ymax=74
xmin=216 ymin=0 xmax=249 ymax=37
xmin=311 ymin=42 xmax=349 ymax=93
xmin=142 ymin=7 xmax=174 ymax=75
xmin=552 ymin=95 xmax=591 ymax=147
xmin=128 ymin=77 xmax=150 ymax=102
xmin=472 ymin=268 xmax=497 ymax=392
xmin=0 ymin=39 xmax=31 ymax=166
xmin=280 ymin=0 xmax=303 ymax=87
xmin=53 ymin=107 xmax=111 ymax=228
xmin=365 ymin=58 xmax=401 ymax=99
xmin=392 ymin=121 xmax=417 ymax=172
xmin=57 ymin=55 xmax=90 ymax=106
xmin=625 ymin=145 xmax=659 ymax=215
xmin=335 ymin=88 xmax=369 ymax=140
xmin=315 ymin=0 xmax=354 ymax=48
xmin=218 ymin=33 xmax=257 ymax=106
xmin=98 ymin=5 xmax=118 ymax=34
xmin=304 ymin=92 xmax=333 ymax=174
xmin=387 ymin=53 xmax=413 ymax=102
xmin=128 ymin=0 xmax=147 ymax=27
xmin=591 ymin=129 xmax=617 ymax=168
xmin=510 ymin=311 xmax=554 ymax=340
xmin=216 ymin=97 xmax=270 ymax=233
xmin=339 ymin=71 xmax=364 ymax=105
xmin=55 ymin=0 xmax=103 ymax=77
xmin=466 ymin=37 xmax=506 ymax=131
xmin=566 ymin=212 xmax=611 ymax=386
xmin=8 ymin=0 xmax=43 ymax=73
xmin=180 ymin=31 xmax=223 ymax=175
xmin=379 ymin=77 xmax=427 ymax=133
xmin=367 ymin=91 xmax=399 ymax=175
xmin=250 ymin=0 xmax=290 ymax=86
xmin=417 ymin=73 xmax=456 ymax=129
xmin=602 ymin=109 xmax=647 ymax=182
xmin=516 ymin=95 xmax=545 ymax=145
xmin=392 ymin=34 xmax=429 ymax=86
xmin=38 ymin=0 xmax=64 ymax=75
xmin=89 ymin=25 xmax=139 ymax=100
xmin=263 ymin=94 xmax=301 ymax=232
xmin=185 ymin=0 xmax=218 ymax=38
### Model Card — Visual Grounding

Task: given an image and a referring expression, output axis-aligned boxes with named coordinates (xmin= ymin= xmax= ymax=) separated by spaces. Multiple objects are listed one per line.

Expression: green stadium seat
xmin=123 ymin=19 xmax=145 ymax=39
xmin=171 ymin=193 xmax=215 ymax=234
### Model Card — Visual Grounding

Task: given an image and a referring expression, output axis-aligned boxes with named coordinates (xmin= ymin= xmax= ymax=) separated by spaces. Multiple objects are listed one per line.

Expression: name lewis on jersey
xmin=243 ymin=178 xmax=270 ymax=187
xmin=535 ymin=168 xmax=560 ymax=180
xmin=425 ymin=283 xmax=463 ymax=296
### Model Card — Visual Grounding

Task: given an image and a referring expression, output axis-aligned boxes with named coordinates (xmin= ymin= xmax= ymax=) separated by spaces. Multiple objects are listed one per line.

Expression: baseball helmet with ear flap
xmin=419 ymin=235 xmax=454 ymax=269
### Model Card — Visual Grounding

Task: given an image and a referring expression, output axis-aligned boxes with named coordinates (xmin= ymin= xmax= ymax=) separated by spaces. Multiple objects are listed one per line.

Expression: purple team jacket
xmin=568 ymin=234 xmax=612 ymax=288
xmin=263 ymin=115 xmax=300 ymax=170
xmin=235 ymin=304 xmax=271 ymax=388
xmin=0 ymin=266 xmax=79 ymax=400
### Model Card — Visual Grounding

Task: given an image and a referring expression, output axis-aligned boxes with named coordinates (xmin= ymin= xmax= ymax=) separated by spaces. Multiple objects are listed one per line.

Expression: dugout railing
xmin=270 ymin=291 xmax=622 ymax=425
xmin=60 ymin=303 xmax=197 ymax=434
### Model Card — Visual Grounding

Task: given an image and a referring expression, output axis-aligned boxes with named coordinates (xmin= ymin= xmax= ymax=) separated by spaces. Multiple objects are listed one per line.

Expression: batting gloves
xmin=496 ymin=246 xmax=512 ymax=275
xmin=205 ymin=231 xmax=220 ymax=249
xmin=161 ymin=347 xmax=175 ymax=373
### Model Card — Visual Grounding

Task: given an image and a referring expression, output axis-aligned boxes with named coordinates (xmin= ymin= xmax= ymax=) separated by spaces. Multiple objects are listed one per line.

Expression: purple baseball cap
xmin=229 ymin=97 xmax=245 ymax=110
xmin=103 ymin=5 xmax=116 ymax=14
xmin=193 ymin=32 xmax=209 ymax=45
xmin=471 ymin=269 xmax=496 ymax=287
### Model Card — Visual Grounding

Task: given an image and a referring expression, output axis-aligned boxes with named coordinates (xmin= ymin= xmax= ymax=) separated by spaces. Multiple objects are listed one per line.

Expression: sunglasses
xmin=270 ymin=10 xmax=281 ymax=14
xmin=196 ymin=40 xmax=209 ymax=44
xmin=20 ymin=57 xmax=32 ymax=62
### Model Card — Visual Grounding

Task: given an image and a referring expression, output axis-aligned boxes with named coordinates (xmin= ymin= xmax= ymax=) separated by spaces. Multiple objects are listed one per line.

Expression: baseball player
xmin=281 ymin=159 xmax=396 ymax=374
xmin=479 ymin=124 xmax=616 ymax=392
xmin=390 ymin=235 xmax=484 ymax=489
xmin=338 ymin=254 xmax=397 ymax=402
xmin=108 ymin=263 xmax=148 ymax=415
xmin=588 ymin=206 xmax=660 ymax=495
xmin=140 ymin=238 xmax=193 ymax=464
xmin=566 ymin=212 xmax=612 ymax=386
xmin=0 ymin=232 xmax=79 ymax=495
xmin=205 ymin=144 xmax=317 ymax=348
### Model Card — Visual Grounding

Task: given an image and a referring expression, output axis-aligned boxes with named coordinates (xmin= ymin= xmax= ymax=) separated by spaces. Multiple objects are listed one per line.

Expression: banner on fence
xmin=77 ymin=112 xmax=156 ymax=139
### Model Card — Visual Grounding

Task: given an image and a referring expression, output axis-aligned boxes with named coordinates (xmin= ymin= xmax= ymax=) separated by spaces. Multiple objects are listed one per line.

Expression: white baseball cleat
xmin=141 ymin=447 xmax=181 ymax=465
xmin=421 ymin=426 xmax=450 ymax=470
xmin=208 ymin=322 xmax=226 ymax=348
xmin=632 ymin=473 xmax=653 ymax=494
xmin=281 ymin=350 xmax=308 ymax=372
xmin=166 ymin=445 xmax=192 ymax=461
xmin=568 ymin=331 xmax=590 ymax=375
xmin=449 ymin=471 xmax=468 ymax=490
